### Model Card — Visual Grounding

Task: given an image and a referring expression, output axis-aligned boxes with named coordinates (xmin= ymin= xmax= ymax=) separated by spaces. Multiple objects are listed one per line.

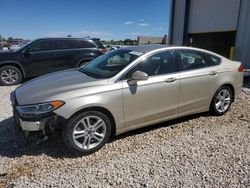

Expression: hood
xmin=15 ymin=69 xmax=108 ymax=105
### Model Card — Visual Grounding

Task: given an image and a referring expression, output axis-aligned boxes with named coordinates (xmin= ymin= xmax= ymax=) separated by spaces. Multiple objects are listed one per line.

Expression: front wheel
xmin=0 ymin=66 xmax=23 ymax=85
xmin=63 ymin=111 xmax=111 ymax=156
xmin=210 ymin=86 xmax=233 ymax=116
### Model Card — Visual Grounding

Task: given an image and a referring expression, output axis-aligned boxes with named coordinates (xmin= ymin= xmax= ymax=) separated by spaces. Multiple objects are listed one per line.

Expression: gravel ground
xmin=0 ymin=86 xmax=249 ymax=187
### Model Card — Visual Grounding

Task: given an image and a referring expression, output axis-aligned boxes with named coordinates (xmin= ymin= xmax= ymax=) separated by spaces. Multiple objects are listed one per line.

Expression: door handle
xmin=209 ymin=71 xmax=217 ymax=76
xmin=165 ymin=77 xmax=177 ymax=83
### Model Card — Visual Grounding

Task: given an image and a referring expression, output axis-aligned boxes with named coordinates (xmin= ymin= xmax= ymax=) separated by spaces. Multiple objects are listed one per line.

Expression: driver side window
xmin=28 ymin=40 xmax=53 ymax=52
xmin=124 ymin=50 xmax=176 ymax=79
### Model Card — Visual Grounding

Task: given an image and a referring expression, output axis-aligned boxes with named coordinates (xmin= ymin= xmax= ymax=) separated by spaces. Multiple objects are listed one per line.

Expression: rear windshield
xmin=92 ymin=39 xmax=105 ymax=49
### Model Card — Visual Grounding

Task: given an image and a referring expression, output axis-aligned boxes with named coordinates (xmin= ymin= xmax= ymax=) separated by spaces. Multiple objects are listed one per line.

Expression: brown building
xmin=138 ymin=35 xmax=167 ymax=45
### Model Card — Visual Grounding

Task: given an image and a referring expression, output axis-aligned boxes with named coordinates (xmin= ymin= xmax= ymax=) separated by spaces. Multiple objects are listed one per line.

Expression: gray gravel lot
xmin=0 ymin=85 xmax=249 ymax=187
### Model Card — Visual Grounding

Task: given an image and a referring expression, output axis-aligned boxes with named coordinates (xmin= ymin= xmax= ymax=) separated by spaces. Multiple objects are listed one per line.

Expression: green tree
xmin=124 ymin=38 xmax=134 ymax=45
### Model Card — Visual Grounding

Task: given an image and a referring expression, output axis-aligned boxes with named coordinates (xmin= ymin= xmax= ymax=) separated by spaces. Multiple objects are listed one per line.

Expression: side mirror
xmin=127 ymin=71 xmax=148 ymax=86
xmin=22 ymin=50 xmax=30 ymax=57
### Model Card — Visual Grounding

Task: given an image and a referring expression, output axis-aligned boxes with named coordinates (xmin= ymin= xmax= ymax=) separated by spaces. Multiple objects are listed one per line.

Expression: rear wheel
xmin=0 ymin=66 xmax=22 ymax=85
xmin=63 ymin=111 xmax=111 ymax=156
xmin=210 ymin=86 xmax=233 ymax=116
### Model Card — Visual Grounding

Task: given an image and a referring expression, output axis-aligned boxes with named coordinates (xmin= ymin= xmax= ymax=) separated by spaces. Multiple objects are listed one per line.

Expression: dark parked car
xmin=0 ymin=37 xmax=106 ymax=85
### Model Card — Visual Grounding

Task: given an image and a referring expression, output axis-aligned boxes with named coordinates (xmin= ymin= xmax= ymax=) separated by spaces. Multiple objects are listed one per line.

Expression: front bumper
xmin=11 ymin=91 xmax=65 ymax=133
xmin=14 ymin=112 xmax=62 ymax=133
xmin=17 ymin=117 xmax=46 ymax=131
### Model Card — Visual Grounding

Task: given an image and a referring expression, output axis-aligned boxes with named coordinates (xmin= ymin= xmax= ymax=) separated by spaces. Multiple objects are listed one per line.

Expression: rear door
xmin=53 ymin=39 xmax=80 ymax=70
xmin=176 ymin=49 xmax=221 ymax=116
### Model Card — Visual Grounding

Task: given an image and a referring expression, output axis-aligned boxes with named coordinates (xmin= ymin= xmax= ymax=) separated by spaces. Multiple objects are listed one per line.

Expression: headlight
xmin=16 ymin=100 xmax=64 ymax=119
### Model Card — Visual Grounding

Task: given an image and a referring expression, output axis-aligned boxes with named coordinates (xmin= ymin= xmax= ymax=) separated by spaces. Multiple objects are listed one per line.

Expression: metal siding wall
xmin=170 ymin=0 xmax=187 ymax=45
xmin=188 ymin=0 xmax=240 ymax=33
xmin=235 ymin=0 xmax=250 ymax=69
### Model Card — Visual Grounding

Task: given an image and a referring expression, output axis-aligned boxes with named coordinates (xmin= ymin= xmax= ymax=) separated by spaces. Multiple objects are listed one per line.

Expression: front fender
xmin=0 ymin=61 xmax=26 ymax=78
xmin=53 ymin=83 xmax=124 ymax=131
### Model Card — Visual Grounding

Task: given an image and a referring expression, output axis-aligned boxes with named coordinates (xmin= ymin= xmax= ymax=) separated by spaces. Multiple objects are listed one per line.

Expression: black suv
xmin=0 ymin=37 xmax=106 ymax=85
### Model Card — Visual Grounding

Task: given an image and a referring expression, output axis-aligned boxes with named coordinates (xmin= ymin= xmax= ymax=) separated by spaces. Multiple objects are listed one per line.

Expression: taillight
xmin=99 ymin=49 xmax=108 ymax=54
xmin=238 ymin=64 xmax=244 ymax=72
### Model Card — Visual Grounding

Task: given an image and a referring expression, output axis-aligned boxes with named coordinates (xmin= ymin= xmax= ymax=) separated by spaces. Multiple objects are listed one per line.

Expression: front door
xmin=122 ymin=50 xmax=180 ymax=128
xmin=23 ymin=39 xmax=54 ymax=76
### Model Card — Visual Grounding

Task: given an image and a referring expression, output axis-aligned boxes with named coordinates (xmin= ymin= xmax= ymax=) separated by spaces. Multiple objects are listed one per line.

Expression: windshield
xmin=15 ymin=39 xmax=34 ymax=52
xmin=79 ymin=49 xmax=143 ymax=79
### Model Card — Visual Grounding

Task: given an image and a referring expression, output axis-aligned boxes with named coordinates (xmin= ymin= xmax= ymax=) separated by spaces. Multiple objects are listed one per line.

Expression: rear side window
xmin=55 ymin=40 xmax=78 ymax=50
xmin=28 ymin=40 xmax=53 ymax=52
xmin=92 ymin=40 xmax=105 ymax=49
xmin=206 ymin=54 xmax=221 ymax=66
xmin=78 ymin=40 xmax=96 ymax=48
xmin=177 ymin=50 xmax=211 ymax=71
xmin=55 ymin=40 xmax=96 ymax=50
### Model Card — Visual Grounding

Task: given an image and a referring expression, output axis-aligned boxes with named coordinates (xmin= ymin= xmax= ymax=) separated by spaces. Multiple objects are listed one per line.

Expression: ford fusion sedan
xmin=11 ymin=45 xmax=243 ymax=155
xmin=0 ymin=37 xmax=106 ymax=85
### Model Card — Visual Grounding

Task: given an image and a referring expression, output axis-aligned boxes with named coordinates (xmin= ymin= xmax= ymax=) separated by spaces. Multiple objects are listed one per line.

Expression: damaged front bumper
xmin=14 ymin=112 xmax=63 ymax=135
xmin=16 ymin=115 xmax=62 ymax=132
xmin=18 ymin=117 xmax=46 ymax=131
xmin=10 ymin=91 xmax=65 ymax=136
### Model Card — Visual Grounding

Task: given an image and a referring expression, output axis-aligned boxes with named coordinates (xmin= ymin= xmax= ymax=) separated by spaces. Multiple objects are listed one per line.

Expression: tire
xmin=0 ymin=65 xmax=23 ymax=86
xmin=63 ymin=111 xmax=112 ymax=156
xmin=210 ymin=86 xmax=233 ymax=116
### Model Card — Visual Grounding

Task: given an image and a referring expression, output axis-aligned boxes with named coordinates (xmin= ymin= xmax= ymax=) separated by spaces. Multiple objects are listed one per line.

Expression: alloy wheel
xmin=1 ymin=68 xmax=19 ymax=85
xmin=72 ymin=115 xmax=107 ymax=150
xmin=215 ymin=89 xmax=231 ymax=113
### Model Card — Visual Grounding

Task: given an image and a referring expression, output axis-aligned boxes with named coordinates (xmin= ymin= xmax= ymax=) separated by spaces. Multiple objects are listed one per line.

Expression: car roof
xmin=123 ymin=44 xmax=169 ymax=53
xmin=123 ymin=45 xmax=224 ymax=58
xmin=36 ymin=37 xmax=95 ymax=41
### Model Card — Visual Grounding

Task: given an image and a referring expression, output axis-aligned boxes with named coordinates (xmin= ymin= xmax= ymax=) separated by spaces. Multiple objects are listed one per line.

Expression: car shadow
xmin=0 ymin=117 xmax=73 ymax=158
xmin=110 ymin=112 xmax=209 ymax=142
xmin=0 ymin=112 xmax=209 ymax=159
